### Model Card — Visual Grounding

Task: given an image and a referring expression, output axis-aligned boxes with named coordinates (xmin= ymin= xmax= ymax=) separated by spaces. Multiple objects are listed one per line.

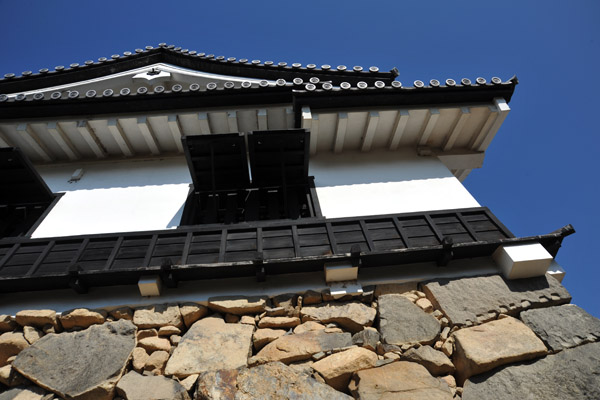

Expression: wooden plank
xmin=198 ymin=112 xmax=211 ymax=134
xmin=103 ymin=237 xmax=124 ymax=270
xmin=361 ymin=111 xmax=379 ymax=152
xmin=392 ymin=217 xmax=410 ymax=248
xmin=456 ymin=213 xmax=479 ymax=241
xmin=142 ymin=234 xmax=159 ymax=267
xmin=107 ymin=119 xmax=133 ymax=157
xmin=137 ymin=117 xmax=161 ymax=155
xmin=76 ymin=121 xmax=106 ymax=158
xmin=218 ymin=230 xmax=227 ymax=262
xmin=291 ymin=225 xmax=300 ymax=257
xmin=298 ymin=234 xmax=329 ymax=247
xmin=333 ymin=112 xmax=348 ymax=153
xmin=257 ymin=109 xmax=268 ymax=131
xmin=389 ymin=110 xmax=409 ymax=150
xmin=47 ymin=122 xmax=79 ymax=160
xmin=17 ymin=124 xmax=52 ymax=162
xmin=167 ymin=115 xmax=184 ymax=152
xmin=442 ymin=107 xmax=471 ymax=151
xmin=25 ymin=241 xmax=55 ymax=277
xmin=418 ymin=109 xmax=440 ymax=146
xmin=359 ymin=220 xmax=375 ymax=251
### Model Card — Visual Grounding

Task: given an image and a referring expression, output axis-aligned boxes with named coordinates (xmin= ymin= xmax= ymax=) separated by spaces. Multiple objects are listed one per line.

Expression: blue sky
xmin=1 ymin=1 xmax=598 ymax=316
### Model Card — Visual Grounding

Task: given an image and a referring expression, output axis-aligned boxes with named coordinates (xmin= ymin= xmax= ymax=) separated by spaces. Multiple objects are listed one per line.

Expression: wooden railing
xmin=0 ymin=207 xmax=518 ymax=293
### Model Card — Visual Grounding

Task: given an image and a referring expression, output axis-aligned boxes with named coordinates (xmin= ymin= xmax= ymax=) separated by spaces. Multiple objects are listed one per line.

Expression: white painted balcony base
xmin=493 ymin=243 xmax=553 ymax=280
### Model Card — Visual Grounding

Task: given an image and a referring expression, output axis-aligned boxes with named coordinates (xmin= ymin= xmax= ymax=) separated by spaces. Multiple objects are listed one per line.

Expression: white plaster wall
xmin=31 ymin=149 xmax=479 ymax=238
xmin=310 ymin=150 xmax=480 ymax=218
xmin=32 ymin=157 xmax=191 ymax=238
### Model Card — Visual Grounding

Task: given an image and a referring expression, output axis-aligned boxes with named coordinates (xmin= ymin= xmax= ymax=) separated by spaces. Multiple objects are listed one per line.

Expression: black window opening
xmin=180 ymin=129 xmax=322 ymax=226
xmin=0 ymin=147 xmax=60 ymax=238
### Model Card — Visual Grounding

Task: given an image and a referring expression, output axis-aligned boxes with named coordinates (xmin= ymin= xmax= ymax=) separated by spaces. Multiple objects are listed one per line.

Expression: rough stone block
xmin=116 ymin=371 xmax=190 ymax=400
xmin=253 ymin=330 xmax=352 ymax=364
xmin=164 ymin=316 xmax=254 ymax=378
xmin=195 ymin=362 xmax=352 ymax=399
xmin=301 ymin=302 xmax=376 ymax=333
xmin=133 ymin=304 xmax=183 ymax=329
xmin=462 ymin=342 xmax=600 ymax=400
xmin=12 ymin=320 xmax=136 ymax=400
xmin=312 ymin=347 xmax=378 ymax=391
xmin=207 ymin=295 xmax=267 ymax=315
xmin=520 ymin=304 xmax=600 ymax=352
xmin=402 ymin=345 xmax=455 ymax=376
xmin=348 ymin=361 xmax=453 ymax=400
xmin=378 ymin=294 xmax=441 ymax=345
xmin=452 ymin=316 xmax=547 ymax=384
xmin=422 ymin=273 xmax=571 ymax=326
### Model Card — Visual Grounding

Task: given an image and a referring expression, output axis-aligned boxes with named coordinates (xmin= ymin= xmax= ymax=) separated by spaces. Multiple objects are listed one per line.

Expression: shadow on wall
xmin=167 ymin=202 xmax=186 ymax=228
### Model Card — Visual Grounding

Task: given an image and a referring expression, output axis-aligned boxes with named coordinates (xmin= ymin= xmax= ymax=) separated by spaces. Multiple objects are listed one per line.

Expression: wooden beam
xmin=107 ymin=119 xmax=133 ymax=157
xmin=310 ymin=115 xmax=320 ymax=155
xmin=257 ymin=109 xmax=268 ymax=131
xmin=361 ymin=111 xmax=380 ymax=152
xmin=47 ymin=122 xmax=79 ymax=160
xmin=333 ymin=112 xmax=348 ymax=153
xmin=472 ymin=98 xmax=510 ymax=151
xmin=418 ymin=108 xmax=440 ymax=146
xmin=456 ymin=169 xmax=471 ymax=182
xmin=0 ymin=127 xmax=12 ymax=147
xmin=198 ymin=112 xmax=211 ymax=134
xmin=227 ymin=111 xmax=239 ymax=133
xmin=301 ymin=107 xmax=312 ymax=130
xmin=389 ymin=110 xmax=410 ymax=150
xmin=167 ymin=115 xmax=184 ymax=153
xmin=76 ymin=120 xmax=106 ymax=158
xmin=16 ymin=124 xmax=52 ymax=162
xmin=285 ymin=107 xmax=295 ymax=129
xmin=137 ymin=117 xmax=160 ymax=155
xmin=442 ymin=107 xmax=471 ymax=151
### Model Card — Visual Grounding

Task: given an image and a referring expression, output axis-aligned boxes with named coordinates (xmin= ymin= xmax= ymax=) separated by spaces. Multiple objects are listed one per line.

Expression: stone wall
xmin=1 ymin=273 xmax=599 ymax=400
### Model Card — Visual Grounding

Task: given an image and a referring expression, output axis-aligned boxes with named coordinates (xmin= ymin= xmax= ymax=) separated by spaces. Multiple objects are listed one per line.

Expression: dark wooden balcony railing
xmin=0 ymin=207 xmax=571 ymax=294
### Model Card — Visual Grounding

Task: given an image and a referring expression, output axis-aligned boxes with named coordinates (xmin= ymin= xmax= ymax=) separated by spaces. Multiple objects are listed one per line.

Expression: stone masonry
xmin=0 ymin=273 xmax=599 ymax=399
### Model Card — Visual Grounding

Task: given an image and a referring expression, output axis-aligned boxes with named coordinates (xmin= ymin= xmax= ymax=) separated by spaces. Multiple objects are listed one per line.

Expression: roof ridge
xmin=0 ymin=43 xmax=398 ymax=85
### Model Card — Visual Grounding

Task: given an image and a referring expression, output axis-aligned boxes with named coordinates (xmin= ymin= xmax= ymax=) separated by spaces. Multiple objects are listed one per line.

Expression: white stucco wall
xmin=31 ymin=150 xmax=479 ymax=238
xmin=311 ymin=150 xmax=480 ymax=219
xmin=32 ymin=157 xmax=191 ymax=238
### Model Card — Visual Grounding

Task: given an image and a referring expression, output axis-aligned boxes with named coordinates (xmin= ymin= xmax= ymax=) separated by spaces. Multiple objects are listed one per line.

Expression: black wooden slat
xmin=142 ymin=235 xmax=159 ymax=267
xmin=189 ymin=241 xmax=221 ymax=254
xmin=291 ymin=225 xmax=300 ymax=257
xmin=359 ymin=220 xmax=375 ymax=252
xmin=226 ymin=239 xmax=257 ymax=252
xmin=263 ymin=236 xmax=294 ymax=249
xmin=104 ymin=237 xmax=124 ymax=271
xmin=335 ymin=230 xmax=365 ymax=244
xmin=456 ymin=213 xmax=479 ymax=241
xmin=325 ymin=222 xmax=338 ymax=254
xmin=25 ymin=241 xmax=55 ymax=277
xmin=218 ymin=230 xmax=227 ymax=262
xmin=424 ymin=214 xmax=444 ymax=243
xmin=0 ymin=244 xmax=20 ymax=269
xmin=257 ymin=227 xmax=263 ymax=254
xmin=369 ymin=228 xmax=401 ymax=241
xmin=68 ymin=238 xmax=89 ymax=268
xmin=392 ymin=217 xmax=410 ymax=248
xmin=181 ymin=232 xmax=193 ymax=265
xmin=298 ymin=234 xmax=329 ymax=247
